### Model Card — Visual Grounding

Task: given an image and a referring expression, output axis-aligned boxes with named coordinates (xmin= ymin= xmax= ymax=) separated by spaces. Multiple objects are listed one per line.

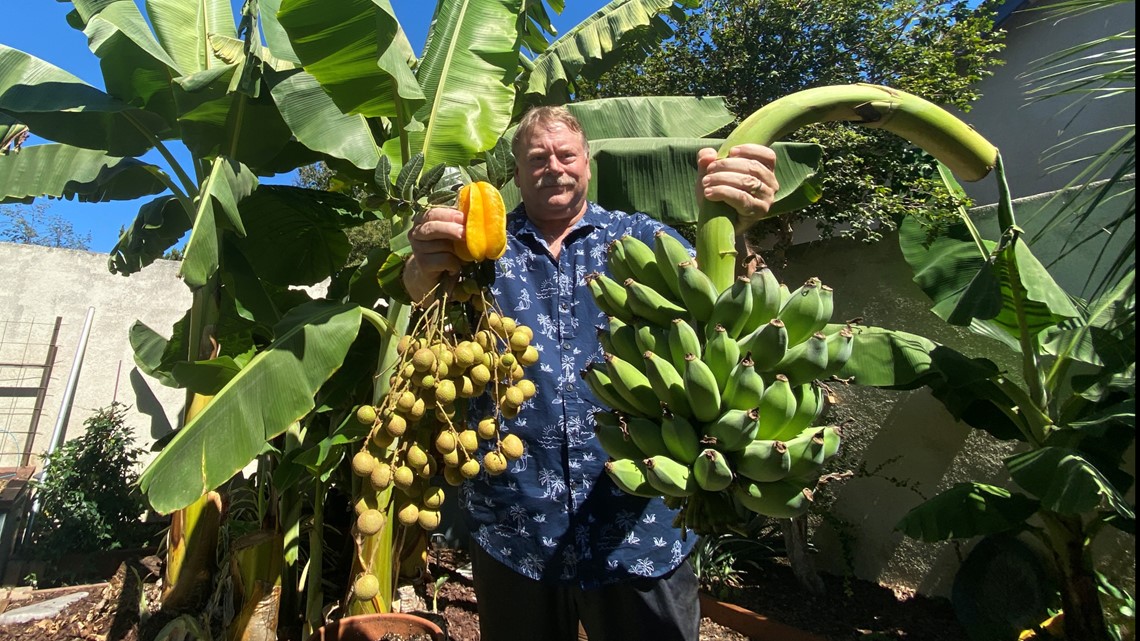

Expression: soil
xmin=0 ymin=548 xmax=964 ymax=641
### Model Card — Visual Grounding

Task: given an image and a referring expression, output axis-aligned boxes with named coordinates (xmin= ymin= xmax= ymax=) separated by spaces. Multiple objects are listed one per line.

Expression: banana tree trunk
xmin=1043 ymin=512 xmax=1112 ymax=641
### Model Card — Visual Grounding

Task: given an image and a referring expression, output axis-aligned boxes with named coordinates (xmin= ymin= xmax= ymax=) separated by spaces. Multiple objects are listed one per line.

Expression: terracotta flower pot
xmin=311 ymin=613 xmax=445 ymax=641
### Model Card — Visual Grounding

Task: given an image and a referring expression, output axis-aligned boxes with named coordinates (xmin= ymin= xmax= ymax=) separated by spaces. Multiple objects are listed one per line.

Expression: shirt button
xmin=562 ymin=342 xmax=572 ymax=350
xmin=564 ymin=382 xmax=575 ymax=391
xmin=559 ymin=302 xmax=569 ymax=312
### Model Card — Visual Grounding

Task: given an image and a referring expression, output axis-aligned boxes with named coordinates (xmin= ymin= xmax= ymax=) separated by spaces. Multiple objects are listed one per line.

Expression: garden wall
xmin=0 ymin=243 xmax=188 ymax=468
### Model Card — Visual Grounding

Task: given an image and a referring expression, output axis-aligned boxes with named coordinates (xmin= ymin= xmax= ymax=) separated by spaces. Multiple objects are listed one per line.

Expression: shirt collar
xmin=507 ymin=201 xmax=607 ymax=243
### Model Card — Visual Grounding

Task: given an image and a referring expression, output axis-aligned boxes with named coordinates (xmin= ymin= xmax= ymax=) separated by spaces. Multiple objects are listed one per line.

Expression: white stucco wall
xmin=0 ymin=243 xmax=189 ymax=468
xmin=962 ymin=0 xmax=1136 ymax=205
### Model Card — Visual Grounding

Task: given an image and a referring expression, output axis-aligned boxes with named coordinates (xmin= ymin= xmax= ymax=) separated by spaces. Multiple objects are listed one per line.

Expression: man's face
xmin=514 ymin=121 xmax=592 ymax=224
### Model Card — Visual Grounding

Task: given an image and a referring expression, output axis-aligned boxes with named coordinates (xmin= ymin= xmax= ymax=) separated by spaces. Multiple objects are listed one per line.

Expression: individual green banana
xmin=743 ymin=265 xmax=783 ymax=333
xmin=823 ymin=325 xmax=854 ymax=377
xmin=643 ymin=455 xmax=697 ymax=498
xmin=704 ymin=408 xmax=760 ymax=452
xmin=738 ymin=318 xmax=789 ymax=372
xmin=778 ymin=283 xmax=792 ymax=309
xmin=626 ymin=416 xmax=672 ymax=459
xmin=660 ymin=407 xmax=702 ymax=464
xmin=582 ymin=363 xmax=642 ymax=416
xmin=607 ymin=238 xmax=636 ymax=284
xmin=625 ymin=278 xmax=689 ymax=327
xmin=707 ymin=276 xmax=754 ymax=339
xmin=668 ymin=318 xmax=703 ymax=374
xmin=604 ymin=354 xmax=662 ymax=417
xmin=772 ymin=383 xmax=823 ymax=441
xmin=677 ymin=260 xmax=719 ymax=324
xmin=644 ymin=351 xmax=694 ymax=419
xmin=778 ymin=278 xmax=834 ymax=346
xmin=774 ymin=332 xmax=830 ymax=385
xmin=732 ymin=439 xmax=792 ymax=483
xmin=722 ymin=354 xmax=766 ymax=411
xmin=683 ymin=354 xmax=722 ymax=423
xmin=702 ymin=325 xmax=741 ymax=392
xmin=733 ymin=479 xmax=814 ymax=519
xmin=587 ymin=272 xmax=637 ymax=325
xmin=693 ymin=448 xmax=735 ymax=492
xmin=634 ymin=323 xmax=670 ymax=362
xmin=605 ymin=458 xmax=657 ymax=498
xmin=593 ymin=411 xmax=647 ymax=460
xmin=785 ymin=427 xmax=829 ymax=482
xmin=606 ymin=317 xmax=645 ymax=368
xmin=756 ymin=374 xmax=796 ymax=439
xmin=620 ymin=235 xmax=675 ymax=301
xmin=654 ymin=230 xmax=691 ymax=301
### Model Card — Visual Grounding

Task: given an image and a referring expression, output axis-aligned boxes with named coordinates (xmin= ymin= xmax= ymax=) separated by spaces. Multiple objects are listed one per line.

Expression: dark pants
xmin=470 ymin=544 xmax=700 ymax=641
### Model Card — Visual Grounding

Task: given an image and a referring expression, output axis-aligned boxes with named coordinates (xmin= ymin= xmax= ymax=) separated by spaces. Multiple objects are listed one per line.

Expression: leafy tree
xmin=0 ymin=203 xmax=91 ymax=249
xmin=295 ymin=162 xmax=390 ymax=266
xmin=583 ymin=0 xmax=1007 ymax=250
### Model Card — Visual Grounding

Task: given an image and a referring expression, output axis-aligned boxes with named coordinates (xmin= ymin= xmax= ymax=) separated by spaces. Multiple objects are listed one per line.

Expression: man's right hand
xmin=404 ymin=206 xmax=466 ymax=302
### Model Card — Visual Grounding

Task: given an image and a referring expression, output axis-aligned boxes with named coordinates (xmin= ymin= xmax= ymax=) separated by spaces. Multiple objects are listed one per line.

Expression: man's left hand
xmin=696 ymin=144 xmax=779 ymax=234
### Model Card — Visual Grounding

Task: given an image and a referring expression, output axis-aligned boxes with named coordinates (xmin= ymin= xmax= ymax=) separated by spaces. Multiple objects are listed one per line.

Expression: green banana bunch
xmin=703 ymin=408 xmax=760 ymax=452
xmin=693 ymin=448 xmax=735 ymax=492
xmin=778 ymin=278 xmax=834 ymax=346
xmin=733 ymin=439 xmax=792 ymax=483
xmin=594 ymin=411 xmax=646 ymax=461
xmin=605 ymin=459 xmax=657 ymax=498
xmin=644 ymin=455 xmax=697 ymax=498
xmin=733 ymin=480 xmax=814 ymax=519
xmin=654 ymin=230 xmax=691 ymax=300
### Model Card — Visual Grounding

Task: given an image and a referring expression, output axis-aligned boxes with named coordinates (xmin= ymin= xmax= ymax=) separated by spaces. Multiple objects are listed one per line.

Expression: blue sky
xmin=3 ymin=1 xmax=612 ymax=253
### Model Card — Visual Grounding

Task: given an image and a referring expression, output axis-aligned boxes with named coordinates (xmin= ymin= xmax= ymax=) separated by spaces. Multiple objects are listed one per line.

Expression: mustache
xmin=536 ymin=175 xmax=576 ymax=188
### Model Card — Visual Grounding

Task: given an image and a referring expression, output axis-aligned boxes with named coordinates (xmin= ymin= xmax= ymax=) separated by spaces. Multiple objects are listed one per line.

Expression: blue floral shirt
xmin=458 ymin=201 xmax=697 ymax=589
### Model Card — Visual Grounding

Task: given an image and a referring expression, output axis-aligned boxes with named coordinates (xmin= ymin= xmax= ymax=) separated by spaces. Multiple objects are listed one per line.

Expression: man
xmin=404 ymin=106 xmax=778 ymax=641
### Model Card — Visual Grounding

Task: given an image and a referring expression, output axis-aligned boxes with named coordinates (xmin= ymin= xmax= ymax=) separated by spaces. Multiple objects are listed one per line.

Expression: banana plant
xmin=709 ymin=86 xmax=1133 ymax=639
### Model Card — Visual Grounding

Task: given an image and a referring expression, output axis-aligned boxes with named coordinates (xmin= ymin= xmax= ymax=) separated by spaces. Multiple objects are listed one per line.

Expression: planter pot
xmin=699 ymin=591 xmax=827 ymax=641
xmin=311 ymin=613 xmax=445 ymax=641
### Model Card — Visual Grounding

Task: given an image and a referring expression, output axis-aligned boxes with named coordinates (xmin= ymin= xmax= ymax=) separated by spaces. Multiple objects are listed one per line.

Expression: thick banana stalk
xmin=697 ymin=83 xmax=999 ymax=283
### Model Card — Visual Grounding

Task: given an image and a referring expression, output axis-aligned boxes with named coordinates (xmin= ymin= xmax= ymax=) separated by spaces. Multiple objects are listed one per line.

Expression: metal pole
xmin=24 ymin=306 xmax=96 ymax=541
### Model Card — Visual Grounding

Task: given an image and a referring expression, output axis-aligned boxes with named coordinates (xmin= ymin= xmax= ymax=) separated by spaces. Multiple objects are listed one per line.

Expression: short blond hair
xmin=511 ymin=106 xmax=589 ymax=159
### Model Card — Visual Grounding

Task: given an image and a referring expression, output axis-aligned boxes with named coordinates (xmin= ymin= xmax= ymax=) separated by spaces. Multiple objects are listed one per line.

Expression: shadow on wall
xmin=130 ymin=368 xmax=174 ymax=446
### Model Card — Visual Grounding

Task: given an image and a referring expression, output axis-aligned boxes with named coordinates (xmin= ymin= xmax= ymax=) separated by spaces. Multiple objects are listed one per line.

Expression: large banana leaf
xmin=144 ymin=0 xmax=236 ymax=75
xmin=519 ymin=0 xmax=688 ymax=107
xmin=0 ymin=45 xmax=169 ymax=156
xmin=411 ymin=0 xmax=524 ymax=169
xmin=1006 ymin=447 xmax=1135 ymax=522
xmin=257 ymin=0 xmax=301 ymax=64
xmin=0 ymin=144 xmax=167 ymax=204
xmin=181 ymin=157 xmax=258 ymax=288
xmin=140 ymin=301 xmax=363 ymax=514
xmin=896 ymin=483 xmax=1040 ymax=542
xmin=267 ymin=69 xmax=381 ymax=170
xmin=277 ymin=0 xmax=423 ymax=120
xmin=566 ymin=96 xmax=734 ymax=139
xmin=231 ymin=186 xmax=366 ymax=287
xmin=110 ymin=195 xmax=193 ymax=276
xmin=499 ymin=138 xmax=820 ymax=226
xmin=70 ymin=1 xmax=181 ymax=130
xmin=899 ymin=216 xmax=1080 ymax=341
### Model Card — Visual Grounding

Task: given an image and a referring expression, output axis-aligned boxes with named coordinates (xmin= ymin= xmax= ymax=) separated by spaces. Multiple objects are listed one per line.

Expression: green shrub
xmin=28 ymin=402 xmax=149 ymax=559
